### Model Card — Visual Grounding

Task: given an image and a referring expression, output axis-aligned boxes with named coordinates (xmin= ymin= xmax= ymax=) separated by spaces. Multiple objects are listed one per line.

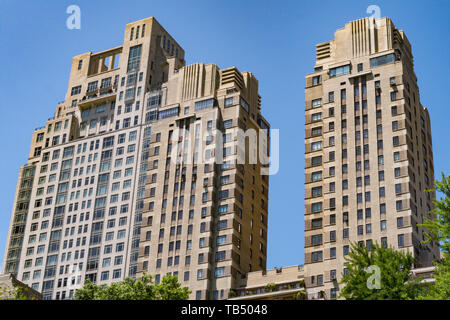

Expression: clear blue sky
xmin=0 ymin=0 xmax=449 ymax=271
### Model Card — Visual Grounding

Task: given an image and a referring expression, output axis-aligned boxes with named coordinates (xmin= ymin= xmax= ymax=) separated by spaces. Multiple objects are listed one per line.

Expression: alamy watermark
xmin=164 ymin=125 xmax=279 ymax=176
xmin=66 ymin=5 xmax=81 ymax=30
xmin=367 ymin=5 xmax=381 ymax=30
xmin=365 ymin=265 xmax=381 ymax=290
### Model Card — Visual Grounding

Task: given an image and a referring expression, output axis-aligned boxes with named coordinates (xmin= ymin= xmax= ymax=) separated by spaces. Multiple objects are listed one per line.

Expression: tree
xmin=339 ymin=242 xmax=420 ymax=300
xmin=0 ymin=286 xmax=29 ymax=300
xmin=417 ymin=258 xmax=450 ymax=300
xmin=293 ymin=290 xmax=306 ymax=300
xmin=155 ymin=274 xmax=191 ymax=300
xmin=420 ymin=173 xmax=450 ymax=255
xmin=417 ymin=173 xmax=450 ymax=300
xmin=264 ymin=283 xmax=277 ymax=292
xmin=75 ymin=273 xmax=190 ymax=300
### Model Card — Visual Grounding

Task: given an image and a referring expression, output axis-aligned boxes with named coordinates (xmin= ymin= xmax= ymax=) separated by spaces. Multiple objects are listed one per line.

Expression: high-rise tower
xmin=136 ymin=62 xmax=270 ymax=300
xmin=304 ymin=17 xmax=439 ymax=299
xmin=2 ymin=17 xmax=270 ymax=300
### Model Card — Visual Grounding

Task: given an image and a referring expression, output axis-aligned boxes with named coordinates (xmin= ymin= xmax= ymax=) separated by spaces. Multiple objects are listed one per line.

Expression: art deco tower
xmin=304 ymin=17 xmax=439 ymax=299
xmin=2 ymin=17 xmax=270 ymax=300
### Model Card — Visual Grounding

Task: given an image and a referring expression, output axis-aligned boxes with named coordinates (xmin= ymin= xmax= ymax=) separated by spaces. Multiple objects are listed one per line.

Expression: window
xmin=370 ymin=53 xmax=396 ymax=68
xmin=71 ymin=86 xmax=81 ymax=96
xmin=312 ymin=127 xmax=322 ymax=137
xmin=392 ymin=121 xmax=399 ymax=131
xmin=330 ymin=247 xmax=336 ymax=259
xmin=391 ymin=106 xmax=398 ymax=116
xmin=311 ymin=234 xmax=322 ymax=245
xmin=328 ymin=91 xmax=334 ymax=102
xmin=195 ymin=98 xmax=214 ymax=111
xmin=330 ymin=231 xmax=336 ymax=242
xmin=311 ymin=171 xmax=322 ymax=182
xmin=311 ymin=113 xmax=322 ymax=122
xmin=87 ymin=81 xmax=98 ymax=92
xmin=312 ymin=187 xmax=322 ymax=197
xmin=398 ymin=234 xmax=405 ymax=247
xmin=311 ymin=156 xmax=322 ymax=166
xmin=311 ymin=218 xmax=322 ymax=229
xmin=329 ymin=151 xmax=335 ymax=161
xmin=127 ymin=45 xmax=142 ymax=72
xmin=224 ymin=97 xmax=234 ymax=107
xmin=312 ymin=98 xmax=322 ymax=108
xmin=311 ymin=251 xmax=323 ymax=262
xmin=329 ymin=65 xmax=350 ymax=77
xmin=312 ymin=75 xmax=321 ymax=86
xmin=158 ymin=107 xmax=179 ymax=120
xmin=311 ymin=202 xmax=322 ymax=213
xmin=343 ymin=228 xmax=349 ymax=239
xmin=311 ymin=141 xmax=322 ymax=151
xmin=390 ymin=91 xmax=397 ymax=101
xmin=397 ymin=217 xmax=404 ymax=228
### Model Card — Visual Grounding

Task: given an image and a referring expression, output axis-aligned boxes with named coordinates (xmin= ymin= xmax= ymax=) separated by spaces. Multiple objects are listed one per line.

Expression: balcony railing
xmin=78 ymin=88 xmax=117 ymax=109
xmin=230 ymin=280 xmax=306 ymax=300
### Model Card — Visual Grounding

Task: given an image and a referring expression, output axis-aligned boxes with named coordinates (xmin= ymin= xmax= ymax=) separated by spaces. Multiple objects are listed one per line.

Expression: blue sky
xmin=0 ymin=0 xmax=449 ymax=271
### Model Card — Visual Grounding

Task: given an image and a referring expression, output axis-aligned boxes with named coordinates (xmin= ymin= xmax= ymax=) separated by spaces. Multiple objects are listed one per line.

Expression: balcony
xmin=78 ymin=87 xmax=117 ymax=109
xmin=229 ymin=280 xmax=306 ymax=300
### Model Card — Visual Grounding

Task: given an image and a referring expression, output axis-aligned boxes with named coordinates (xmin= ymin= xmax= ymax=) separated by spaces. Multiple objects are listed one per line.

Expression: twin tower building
xmin=2 ymin=17 xmax=439 ymax=300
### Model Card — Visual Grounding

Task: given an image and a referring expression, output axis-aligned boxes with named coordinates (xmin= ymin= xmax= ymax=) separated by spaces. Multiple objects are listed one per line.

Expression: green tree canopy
xmin=0 ymin=286 xmax=28 ymax=300
xmin=339 ymin=242 xmax=420 ymax=300
xmin=418 ymin=173 xmax=450 ymax=300
xmin=75 ymin=273 xmax=190 ymax=300
xmin=420 ymin=173 xmax=450 ymax=256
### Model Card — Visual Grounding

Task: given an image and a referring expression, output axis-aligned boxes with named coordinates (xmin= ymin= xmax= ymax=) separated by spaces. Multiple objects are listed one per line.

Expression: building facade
xmin=136 ymin=59 xmax=270 ymax=301
xmin=2 ymin=17 xmax=270 ymax=300
xmin=304 ymin=17 xmax=440 ymax=299
xmin=229 ymin=265 xmax=305 ymax=300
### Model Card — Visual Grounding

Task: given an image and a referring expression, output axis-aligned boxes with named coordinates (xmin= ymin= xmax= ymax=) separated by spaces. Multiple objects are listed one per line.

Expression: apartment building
xmin=304 ymin=17 xmax=440 ymax=299
xmin=2 ymin=17 xmax=270 ymax=300
xmin=137 ymin=61 xmax=271 ymax=301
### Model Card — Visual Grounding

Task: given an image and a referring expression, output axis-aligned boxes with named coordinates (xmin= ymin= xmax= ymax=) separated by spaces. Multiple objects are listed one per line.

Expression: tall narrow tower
xmin=136 ymin=63 xmax=270 ymax=301
xmin=304 ymin=17 xmax=439 ymax=299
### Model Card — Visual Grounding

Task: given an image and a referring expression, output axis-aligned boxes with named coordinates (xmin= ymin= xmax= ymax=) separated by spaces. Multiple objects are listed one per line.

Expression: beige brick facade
xmin=2 ymin=17 xmax=270 ymax=300
xmin=304 ymin=17 xmax=440 ymax=299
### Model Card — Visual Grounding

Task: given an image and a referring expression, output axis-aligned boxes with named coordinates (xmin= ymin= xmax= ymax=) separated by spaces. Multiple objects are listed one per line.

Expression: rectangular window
xmin=127 ymin=45 xmax=142 ymax=72
xmin=312 ymin=98 xmax=322 ymax=108
xmin=329 ymin=65 xmax=350 ymax=78
xmin=311 ymin=202 xmax=322 ymax=213
xmin=71 ymin=86 xmax=81 ymax=96
xmin=312 ymin=75 xmax=321 ymax=86
xmin=195 ymin=98 xmax=214 ymax=111
xmin=370 ymin=53 xmax=396 ymax=68
xmin=311 ymin=113 xmax=322 ymax=122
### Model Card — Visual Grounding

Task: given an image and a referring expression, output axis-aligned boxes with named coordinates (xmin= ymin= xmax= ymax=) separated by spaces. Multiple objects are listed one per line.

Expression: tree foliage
xmin=339 ymin=242 xmax=420 ymax=300
xmin=75 ymin=273 xmax=190 ymax=300
xmin=417 ymin=173 xmax=450 ymax=300
xmin=0 ymin=286 xmax=28 ymax=300
xmin=420 ymin=173 xmax=450 ymax=256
